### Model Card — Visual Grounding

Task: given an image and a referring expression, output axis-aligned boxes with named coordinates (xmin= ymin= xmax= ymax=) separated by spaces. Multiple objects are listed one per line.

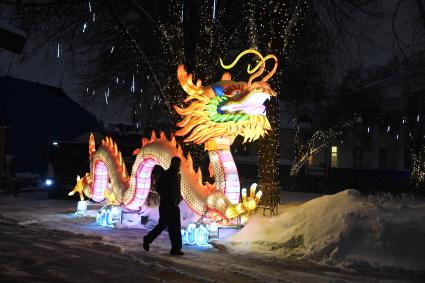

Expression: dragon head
xmin=174 ymin=49 xmax=278 ymax=144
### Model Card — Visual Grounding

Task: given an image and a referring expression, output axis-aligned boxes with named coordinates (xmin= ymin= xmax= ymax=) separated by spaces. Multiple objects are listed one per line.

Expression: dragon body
xmin=70 ymin=50 xmax=278 ymax=223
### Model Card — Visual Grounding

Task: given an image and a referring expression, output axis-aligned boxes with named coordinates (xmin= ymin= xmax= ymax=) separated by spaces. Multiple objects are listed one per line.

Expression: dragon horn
xmin=261 ymin=54 xmax=278 ymax=82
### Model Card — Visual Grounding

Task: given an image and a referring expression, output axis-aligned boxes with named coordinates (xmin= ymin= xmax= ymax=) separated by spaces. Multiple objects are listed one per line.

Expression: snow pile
xmin=220 ymin=189 xmax=425 ymax=271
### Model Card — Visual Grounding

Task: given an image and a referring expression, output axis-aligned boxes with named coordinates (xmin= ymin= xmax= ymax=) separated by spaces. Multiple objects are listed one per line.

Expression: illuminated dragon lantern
xmin=69 ymin=50 xmax=278 ymax=223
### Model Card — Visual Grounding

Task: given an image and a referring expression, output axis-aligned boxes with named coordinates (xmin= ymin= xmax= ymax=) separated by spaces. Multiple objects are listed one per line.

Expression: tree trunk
xmin=257 ymin=96 xmax=280 ymax=209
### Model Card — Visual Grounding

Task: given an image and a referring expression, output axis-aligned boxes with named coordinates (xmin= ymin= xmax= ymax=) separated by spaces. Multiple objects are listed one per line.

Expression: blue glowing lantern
xmin=96 ymin=206 xmax=121 ymax=227
xmin=181 ymin=223 xmax=211 ymax=247
xmin=194 ymin=224 xmax=209 ymax=246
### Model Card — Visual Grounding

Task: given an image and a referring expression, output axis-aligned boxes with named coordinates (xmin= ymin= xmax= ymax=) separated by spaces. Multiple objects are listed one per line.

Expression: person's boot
xmin=170 ymin=249 xmax=184 ymax=256
xmin=143 ymin=237 xmax=149 ymax=252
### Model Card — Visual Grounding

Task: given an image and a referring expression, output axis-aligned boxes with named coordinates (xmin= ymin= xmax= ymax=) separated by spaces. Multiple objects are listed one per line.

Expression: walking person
xmin=143 ymin=157 xmax=184 ymax=255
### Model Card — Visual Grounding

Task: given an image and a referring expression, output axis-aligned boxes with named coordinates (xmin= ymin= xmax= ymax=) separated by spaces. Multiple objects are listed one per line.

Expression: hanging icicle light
xmin=417 ymin=114 xmax=420 ymax=122
xmin=104 ymin=92 xmax=108 ymax=104
xmin=57 ymin=43 xmax=61 ymax=58
xmin=88 ymin=1 xmax=92 ymax=13
xmin=212 ymin=0 xmax=217 ymax=19
xmin=396 ymin=134 xmax=399 ymax=140
xmin=110 ymin=46 xmax=114 ymax=54
xmin=116 ymin=77 xmax=119 ymax=84
xmin=367 ymin=126 xmax=370 ymax=133
xmin=92 ymin=13 xmax=96 ymax=22
xmin=82 ymin=23 xmax=87 ymax=33
xmin=131 ymin=74 xmax=135 ymax=93
xmin=387 ymin=125 xmax=391 ymax=133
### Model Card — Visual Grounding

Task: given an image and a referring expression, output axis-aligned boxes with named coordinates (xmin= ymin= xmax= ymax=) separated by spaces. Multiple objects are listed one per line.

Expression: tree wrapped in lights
xmin=410 ymin=145 xmax=425 ymax=188
xmin=243 ymin=0 xmax=307 ymax=209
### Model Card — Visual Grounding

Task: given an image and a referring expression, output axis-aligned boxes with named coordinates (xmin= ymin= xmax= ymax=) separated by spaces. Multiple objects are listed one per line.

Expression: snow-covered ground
xmin=0 ymin=189 xmax=424 ymax=282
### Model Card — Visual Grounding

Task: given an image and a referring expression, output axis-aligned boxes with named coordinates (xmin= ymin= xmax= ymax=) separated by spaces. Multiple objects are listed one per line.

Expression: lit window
xmin=331 ymin=146 xmax=338 ymax=167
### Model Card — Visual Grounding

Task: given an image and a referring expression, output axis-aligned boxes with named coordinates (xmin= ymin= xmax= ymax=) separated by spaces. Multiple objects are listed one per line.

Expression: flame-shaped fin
xmin=187 ymin=153 xmax=194 ymax=171
xmin=113 ymin=142 xmax=118 ymax=155
xmin=204 ymin=182 xmax=216 ymax=194
xmin=177 ymin=145 xmax=183 ymax=157
xmin=122 ymin=162 xmax=128 ymax=179
xmin=170 ymin=134 xmax=176 ymax=146
xmin=89 ymin=133 xmax=96 ymax=158
xmin=160 ymin=131 xmax=166 ymax=140
xmin=196 ymin=167 xmax=203 ymax=184
xmin=142 ymin=138 xmax=149 ymax=146
xmin=208 ymin=162 xmax=214 ymax=178
xmin=118 ymin=152 xmax=123 ymax=166
xmin=151 ymin=130 xmax=157 ymax=141
xmin=132 ymin=148 xmax=140 ymax=156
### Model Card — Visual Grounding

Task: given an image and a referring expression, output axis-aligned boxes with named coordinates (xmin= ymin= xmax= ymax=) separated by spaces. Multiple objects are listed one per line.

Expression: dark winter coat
xmin=156 ymin=167 xmax=182 ymax=207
